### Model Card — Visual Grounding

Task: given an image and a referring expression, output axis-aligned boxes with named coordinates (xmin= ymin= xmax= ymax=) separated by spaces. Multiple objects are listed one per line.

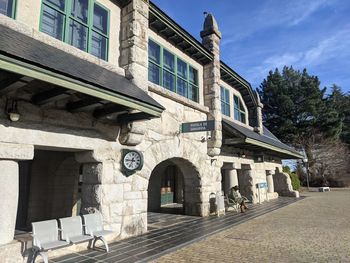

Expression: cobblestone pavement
xmin=153 ymin=189 xmax=350 ymax=263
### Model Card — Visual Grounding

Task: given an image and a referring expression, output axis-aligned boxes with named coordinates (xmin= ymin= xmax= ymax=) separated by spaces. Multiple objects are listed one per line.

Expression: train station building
xmin=0 ymin=0 xmax=302 ymax=260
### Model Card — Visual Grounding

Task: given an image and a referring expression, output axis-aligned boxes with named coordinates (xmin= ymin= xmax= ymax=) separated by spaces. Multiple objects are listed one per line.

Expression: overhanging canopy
xmin=223 ymin=119 xmax=303 ymax=159
xmin=0 ymin=24 xmax=164 ymax=119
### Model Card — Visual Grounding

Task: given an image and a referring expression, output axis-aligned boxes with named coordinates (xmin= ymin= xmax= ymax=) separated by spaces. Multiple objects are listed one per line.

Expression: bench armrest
xmin=31 ymin=234 xmax=42 ymax=250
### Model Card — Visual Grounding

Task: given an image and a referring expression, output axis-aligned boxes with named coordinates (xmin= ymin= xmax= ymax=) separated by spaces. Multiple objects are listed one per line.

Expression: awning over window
xmin=223 ymin=119 xmax=303 ymax=159
xmin=0 ymin=24 xmax=164 ymax=121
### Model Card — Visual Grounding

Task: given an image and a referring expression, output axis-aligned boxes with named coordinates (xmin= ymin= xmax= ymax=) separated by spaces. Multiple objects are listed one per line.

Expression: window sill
xmin=148 ymin=82 xmax=209 ymax=114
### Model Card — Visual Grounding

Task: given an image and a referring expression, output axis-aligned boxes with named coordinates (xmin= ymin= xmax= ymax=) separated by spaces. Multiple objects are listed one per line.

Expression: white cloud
xmin=246 ymin=28 xmax=350 ymax=86
xmin=221 ymin=0 xmax=332 ymax=45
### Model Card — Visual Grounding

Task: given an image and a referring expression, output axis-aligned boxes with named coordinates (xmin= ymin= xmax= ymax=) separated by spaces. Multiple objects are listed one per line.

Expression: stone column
xmin=255 ymin=91 xmax=264 ymax=134
xmin=119 ymin=0 xmax=149 ymax=146
xmin=0 ymin=143 xmax=33 ymax=245
xmin=224 ymin=169 xmax=238 ymax=195
xmin=266 ymin=170 xmax=274 ymax=193
xmin=200 ymin=14 xmax=222 ymax=157
xmin=0 ymin=161 xmax=18 ymax=245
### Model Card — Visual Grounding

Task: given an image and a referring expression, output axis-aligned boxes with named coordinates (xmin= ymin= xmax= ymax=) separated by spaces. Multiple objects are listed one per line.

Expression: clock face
xmin=123 ymin=151 xmax=142 ymax=171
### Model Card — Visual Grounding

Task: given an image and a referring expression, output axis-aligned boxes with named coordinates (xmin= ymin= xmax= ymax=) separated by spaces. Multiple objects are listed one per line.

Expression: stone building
xmin=0 ymin=0 xmax=302 ymax=261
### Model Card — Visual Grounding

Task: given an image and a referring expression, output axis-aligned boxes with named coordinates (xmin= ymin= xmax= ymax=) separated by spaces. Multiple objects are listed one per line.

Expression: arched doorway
xmin=147 ymin=158 xmax=201 ymax=216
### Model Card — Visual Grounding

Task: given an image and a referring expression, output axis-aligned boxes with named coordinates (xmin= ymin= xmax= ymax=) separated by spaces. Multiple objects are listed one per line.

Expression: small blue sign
xmin=257 ymin=182 xmax=268 ymax=188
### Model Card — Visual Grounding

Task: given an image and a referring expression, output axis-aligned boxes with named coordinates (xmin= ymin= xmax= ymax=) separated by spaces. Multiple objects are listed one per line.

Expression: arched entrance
xmin=147 ymin=158 xmax=201 ymax=216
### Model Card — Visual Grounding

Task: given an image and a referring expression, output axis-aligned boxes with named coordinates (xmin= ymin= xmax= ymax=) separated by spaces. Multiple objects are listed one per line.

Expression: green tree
xmin=258 ymin=66 xmax=342 ymax=172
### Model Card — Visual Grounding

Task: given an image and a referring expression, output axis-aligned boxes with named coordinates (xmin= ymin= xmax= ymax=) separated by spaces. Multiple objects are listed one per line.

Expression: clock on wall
xmin=121 ymin=150 xmax=144 ymax=174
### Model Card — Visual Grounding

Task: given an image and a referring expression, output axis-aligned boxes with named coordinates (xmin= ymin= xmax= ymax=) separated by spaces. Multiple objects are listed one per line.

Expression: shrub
xmin=289 ymin=172 xmax=301 ymax=190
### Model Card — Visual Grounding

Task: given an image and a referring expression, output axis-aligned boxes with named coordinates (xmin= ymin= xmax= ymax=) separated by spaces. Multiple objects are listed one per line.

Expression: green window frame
xmin=220 ymin=86 xmax=230 ymax=117
xmin=234 ymin=95 xmax=246 ymax=123
xmin=148 ymin=39 xmax=199 ymax=103
xmin=40 ymin=0 xmax=110 ymax=61
xmin=0 ymin=0 xmax=16 ymax=18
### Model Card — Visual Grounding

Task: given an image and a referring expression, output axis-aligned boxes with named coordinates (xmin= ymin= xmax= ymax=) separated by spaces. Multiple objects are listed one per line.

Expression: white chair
xmin=82 ymin=212 xmax=113 ymax=252
xmin=59 ymin=216 xmax=93 ymax=244
xmin=31 ymin=219 xmax=69 ymax=263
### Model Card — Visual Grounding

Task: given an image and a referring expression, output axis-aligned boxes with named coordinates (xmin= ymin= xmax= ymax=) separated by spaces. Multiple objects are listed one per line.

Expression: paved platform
xmin=154 ymin=190 xmax=350 ymax=263
xmin=50 ymin=197 xmax=300 ymax=263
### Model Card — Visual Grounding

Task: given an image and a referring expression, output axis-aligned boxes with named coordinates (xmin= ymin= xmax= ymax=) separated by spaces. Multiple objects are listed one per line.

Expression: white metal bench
xmin=319 ymin=186 xmax=330 ymax=192
xmin=31 ymin=213 xmax=113 ymax=263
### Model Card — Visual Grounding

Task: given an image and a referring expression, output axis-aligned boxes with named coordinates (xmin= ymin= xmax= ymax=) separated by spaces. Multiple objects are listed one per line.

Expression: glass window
xmin=68 ymin=20 xmax=88 ymax=51
xmin=163 ymin=71 xmax=175 ymax=92
xmin=234 ymin=95 xmax=246 ymax=123
xmin=177 ymin=58 xmax=187 ymax=79
xmin=91 ymin=31 xmax=107 ymax=60
xmin=71 ymin=0 xmax=88 ymax=23
xmin=149 ymin=40 xmax=160 ymax=64
xmin=0 ymin=0 xmax=15 ymax=17
xmin=148 ymin=62 xmax=160 ymax=85
xmin=221 ymin=87 xmax=230 ymax=117
xmin=40 ymin=0 xmax=109 ymax=61
xmin=46 ymin=0 xmax=65 ymax=11
xmin=189 ymin=66 xmax=198 ymax=85
xmin=163 ymin=50 xmax=175 ymax=72
xmin=177 ymin=78 xmax=187 ymax=97
xmin=93 ymin=3 xmax=108 ymax=34
xmin=41 ymin=5 xmax=65 ymax=40
xmin=148 ymin=39 xmax=200 ymax=102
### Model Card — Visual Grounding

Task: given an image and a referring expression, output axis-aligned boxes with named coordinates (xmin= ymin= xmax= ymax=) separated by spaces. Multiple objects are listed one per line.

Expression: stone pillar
xmin=266 ymin=170 xmax=274 ymax=193
xmin=0 ymin=143 xmax=33 ymax=245
xmin=119 ymin=0 xmax=149 ymax=146
xmin=239 ymin=164 xmax=255 ymax=203
xmin=255 ymin=91 xmax=264 ymax=134
xmin=201 ymin=14 xmax=222 ymax=156
xmin=0 ymin=161 xmax=18 ymax=245
xmin=224 ymin=169 xmax=238 ymax=195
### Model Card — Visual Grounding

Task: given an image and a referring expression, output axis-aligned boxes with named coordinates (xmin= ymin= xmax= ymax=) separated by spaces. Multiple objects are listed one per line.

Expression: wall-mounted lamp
xmin=238 ymin=152 xmax=246 ymax=158
xmin=5 ymin=98 xmax=20 ymax=122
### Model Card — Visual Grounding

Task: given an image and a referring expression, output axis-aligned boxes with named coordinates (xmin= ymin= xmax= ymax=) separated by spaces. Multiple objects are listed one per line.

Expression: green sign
xmin=181 ymin=120 xmax=215 ymax=133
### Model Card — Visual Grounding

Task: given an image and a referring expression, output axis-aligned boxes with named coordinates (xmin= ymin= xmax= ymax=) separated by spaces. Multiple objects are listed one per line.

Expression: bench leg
xmin=39 ymin=251 xmax=48 ymax=263
xmin=93 ymin=236 xmax=109 ymax=253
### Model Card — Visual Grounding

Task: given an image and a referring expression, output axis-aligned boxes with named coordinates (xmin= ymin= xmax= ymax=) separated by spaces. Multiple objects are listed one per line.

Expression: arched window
xmin=234 ymin=95 xmax=246 ymax=123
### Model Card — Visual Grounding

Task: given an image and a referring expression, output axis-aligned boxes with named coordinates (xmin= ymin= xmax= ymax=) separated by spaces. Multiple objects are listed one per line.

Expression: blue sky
xmin=152 ymin=0 xmax=350 ymax=93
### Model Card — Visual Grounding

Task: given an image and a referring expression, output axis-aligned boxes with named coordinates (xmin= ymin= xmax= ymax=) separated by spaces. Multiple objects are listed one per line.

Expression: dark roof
xmin=0 ymin=24 xmax=164 ymax=112
xmin=223 ymin=119 xmax=303 ymax=159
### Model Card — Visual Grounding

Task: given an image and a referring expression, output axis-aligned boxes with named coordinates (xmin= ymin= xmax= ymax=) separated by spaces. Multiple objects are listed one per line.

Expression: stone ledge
xmin=148 ymin=83 xmax=209 ymax=114
xmin=0 ymin=142 xmax=34 ymax=160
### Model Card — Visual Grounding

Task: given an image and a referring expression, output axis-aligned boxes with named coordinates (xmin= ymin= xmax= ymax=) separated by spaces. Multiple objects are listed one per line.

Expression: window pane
xmin=177 ymin=78 xmax=187 ymax=97
xmin=71 ymin=0 xmax=88 ymax=23
xmin=163 ymin=70 xmax=175 ymax=92
xmin=188 ymin=84 xmax=198 ymax=102
xmin=220 ymin=86 xmax=224 ymax=100
xmin=221 ymin=101 xmax=225 ymax=115
xmin=41 ymin=5 xmax=65 ymax=40
xmin=225 ymin=104 xmax=230 ymax=117
xmin=163 ymin=50 xmax=174 ymax=72
xmin=234 ymin=109 xmax=240 ymax=121
xmin=240 ymin=113 xmax=246 ymax=123
xmin=177 ymin=58 xmax=187 ymax=79
xmin=91 ymin=31 xmax=107 ymax=60
xmin=234 ymin=95 xmax=239 ymax=108
xmin=225 ymin=89 xmax=230 ymax=102
xmin=189 ymin=66 xmax=198 ymax=85
xmin=148 ymin=62 xmax=160 ymax=85
xmin=148 ymin=40 xmax=160 ymax=64
xmin=45 ymin=0 xmax=65 ymax=11
xmin=68 ymin=19 xmax=88 ymax=51
xmin=0 ymin=0 xmax=13 ymax=17
xmin=93 ymin=3 xmax=108 ymax=34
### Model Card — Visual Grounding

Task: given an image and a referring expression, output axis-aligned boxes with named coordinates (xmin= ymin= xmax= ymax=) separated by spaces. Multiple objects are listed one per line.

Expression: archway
xmin=147 ymin=158 xmax=201 ymax=216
